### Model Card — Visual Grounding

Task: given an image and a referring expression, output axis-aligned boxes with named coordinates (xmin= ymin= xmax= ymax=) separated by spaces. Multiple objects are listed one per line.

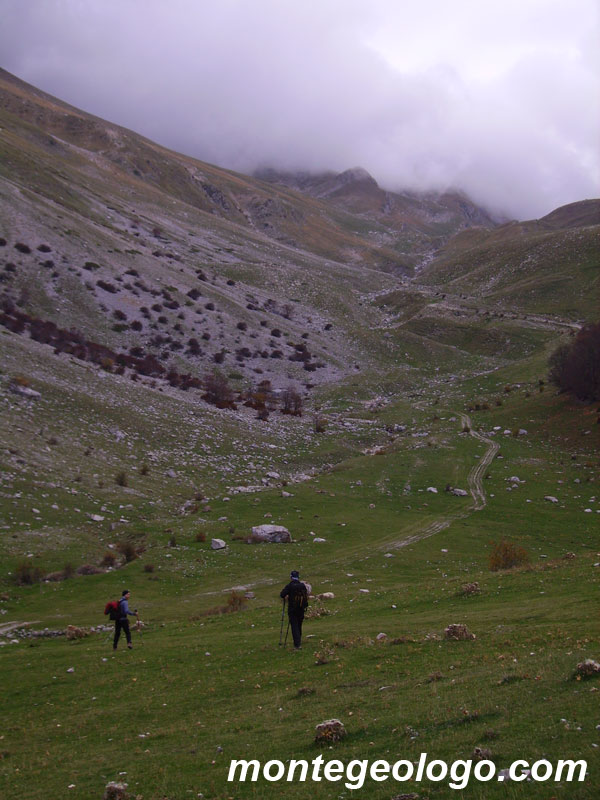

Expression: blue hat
xmin=290 ymin=570 xmax=299 ymax=579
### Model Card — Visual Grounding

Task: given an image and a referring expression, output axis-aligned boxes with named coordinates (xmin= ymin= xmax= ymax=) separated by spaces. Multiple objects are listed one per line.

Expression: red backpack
xmin=104 ymin=600 xmax=121 ymax=621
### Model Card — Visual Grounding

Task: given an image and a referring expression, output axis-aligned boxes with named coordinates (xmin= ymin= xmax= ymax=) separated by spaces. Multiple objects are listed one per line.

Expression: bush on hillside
xmin=202 ymin=369 xmax=235 ymax=409
xmin=489 ymin=539 xmax=530 ymax=571
xmin=15 ymin=562 xmax=44 ymax=585
xmin=117 ymin=541 xmax=137 ymax=563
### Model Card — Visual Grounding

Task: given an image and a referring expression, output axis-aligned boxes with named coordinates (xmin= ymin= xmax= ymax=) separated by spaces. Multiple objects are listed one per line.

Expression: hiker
xmin=113 ymin=589 xmax=138 ymax=650
xmin=280 ymin=570 xmax=308 ymax=649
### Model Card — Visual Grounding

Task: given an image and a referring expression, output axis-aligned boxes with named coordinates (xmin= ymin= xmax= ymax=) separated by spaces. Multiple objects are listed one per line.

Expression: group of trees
xmin=548 ymin=322 xmax=600 ymax=402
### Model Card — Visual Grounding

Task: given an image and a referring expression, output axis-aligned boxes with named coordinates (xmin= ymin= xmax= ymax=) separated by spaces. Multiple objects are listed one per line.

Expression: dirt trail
xmin=387 ymin=414 xmax=498 ymax=549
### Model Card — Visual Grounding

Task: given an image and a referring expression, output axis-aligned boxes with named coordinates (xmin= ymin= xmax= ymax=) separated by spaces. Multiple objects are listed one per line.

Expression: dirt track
xmin=387 ymin=414 xmax=498 ymax=549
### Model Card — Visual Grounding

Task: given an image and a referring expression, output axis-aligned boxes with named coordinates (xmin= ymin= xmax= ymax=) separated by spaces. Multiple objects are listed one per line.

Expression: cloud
xmin=1 ymin=0 xmax=598 ymax=218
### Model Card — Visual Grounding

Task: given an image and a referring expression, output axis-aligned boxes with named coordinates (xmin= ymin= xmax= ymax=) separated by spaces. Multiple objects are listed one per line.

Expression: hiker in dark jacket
xmin=280 ymin=570 xmax=308 ymax=649
xmin=113 ymin=589 xmax=137 ymax=650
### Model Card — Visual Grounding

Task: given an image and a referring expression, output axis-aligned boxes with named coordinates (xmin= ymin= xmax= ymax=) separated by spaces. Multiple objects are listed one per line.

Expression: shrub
xmin=314 ymin=415 xmax=327 ymax=433
xmin=15 ymin=562 xmax=44 ymax=585
xmin=226 ymin=591 xmax=247 ymax=612
xmin=489 ymin=539 xmax=530 ymax=571
xmin=140 ymin=463 xmax=149 ymax=476
xmin=280 ymin=386 xmax=303 ymax=416
xmin=201 ymin=590 xmax=248 ymax=617
xmin=195 ymin=531 xmax=206 ymax=542
xmin=202 ymin=369 xmax=235 ymax=409
xmin=115 ymin=471 xmax=128 ymax=487
xmin=100 ymin=551 xmax=117 ymax=568
xmin=117 ymin=541 xmax=137 ymax=563
xmin=144 ymin=563 xmax=155 ymax=573
xmin=76 ymin=564 xmax=103 ymax=575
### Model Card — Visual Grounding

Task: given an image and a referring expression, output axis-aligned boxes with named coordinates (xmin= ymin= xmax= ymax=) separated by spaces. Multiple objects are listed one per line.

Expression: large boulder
xmin=249 ymin=524 xmax=291 ymax=543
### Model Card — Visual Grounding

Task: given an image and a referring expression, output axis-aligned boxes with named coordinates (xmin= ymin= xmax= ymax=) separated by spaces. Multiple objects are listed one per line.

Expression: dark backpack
xmin=104 ymin=600 xmax=121 ymax=621
xmin=289 ymin=582 xmax=308 ymax=610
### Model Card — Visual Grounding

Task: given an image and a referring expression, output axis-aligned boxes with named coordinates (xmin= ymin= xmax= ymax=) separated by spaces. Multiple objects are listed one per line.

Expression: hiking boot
xmin=127 ymin=643 xmax=133 ymax=649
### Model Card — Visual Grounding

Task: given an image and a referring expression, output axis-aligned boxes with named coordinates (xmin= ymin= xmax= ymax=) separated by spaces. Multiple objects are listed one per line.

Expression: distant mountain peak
xmin=337 ymin=166 xmax=378 ymax=186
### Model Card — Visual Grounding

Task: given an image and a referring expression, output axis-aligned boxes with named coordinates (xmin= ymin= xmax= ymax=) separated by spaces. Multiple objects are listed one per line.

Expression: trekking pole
xmin=284 ymin=618 xmax=290 ymax=648
xmin=136 ymin=613 xmax=144 ymax=646
xmin=279 ymin=598 xmax=286 ymax=646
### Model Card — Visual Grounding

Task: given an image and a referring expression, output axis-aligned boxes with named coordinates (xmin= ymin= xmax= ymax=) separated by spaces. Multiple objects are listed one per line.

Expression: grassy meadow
xmin=1 ymin=330 xmax=599 ymax=800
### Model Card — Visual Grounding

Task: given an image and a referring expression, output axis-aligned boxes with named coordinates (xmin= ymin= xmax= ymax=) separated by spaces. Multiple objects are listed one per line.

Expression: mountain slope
xmin=416 ymin=201 xmax=600 ymax=319
xmin=256 ymin=165 xmax=498 ymax=269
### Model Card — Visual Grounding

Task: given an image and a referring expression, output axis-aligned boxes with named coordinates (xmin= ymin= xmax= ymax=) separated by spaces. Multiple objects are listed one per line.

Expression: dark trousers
xmin=113 ymin=618 xmax=131 ymax=649
xmin=289 ymin=610 xmax=304 ymax=648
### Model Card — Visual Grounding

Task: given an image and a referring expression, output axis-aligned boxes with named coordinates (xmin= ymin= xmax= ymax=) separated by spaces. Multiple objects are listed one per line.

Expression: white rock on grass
xmin=426 ymin=487 xmax=438 ymax=494
xmin=313 ymin=537 xmax=326 ymax=543
xmin=249 ymin=524 xmax=291 ymax=543
xmin=211 ymin=538 xmax=227 ymax=550
xmin=544 ymin=496 xmax=559 ymax=504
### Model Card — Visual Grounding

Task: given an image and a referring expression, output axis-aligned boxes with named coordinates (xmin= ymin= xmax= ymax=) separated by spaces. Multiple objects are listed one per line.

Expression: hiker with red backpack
xmin=280 ymin=570 xmax=308 ymax=650
xmin=105 ymin=589 xmax=138 ymax=650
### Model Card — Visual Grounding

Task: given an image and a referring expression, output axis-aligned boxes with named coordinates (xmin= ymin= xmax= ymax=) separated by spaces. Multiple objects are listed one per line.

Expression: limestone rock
xmin=103 ymin=782 xmax=129 ymax=800
xmin=575 ymin=658 xmax=600 ymax=678
xmin=544 ymin=496 xmax=559 ymax=503
xmin=249 ymin=524 xmax=291 ymax=543
xmin=211 ymin=538 xmax=227 ymax=550
xmin=451 ymin=488 xmax=468 ymax=496
xmin=9 ymin=383 xmax=41 ymax=399
xmin=314 ymin=718 xmax=346 ymax=744
xmin=317 ymin=592 xmax=335 ymax=601
xmin=444 ymin=623 xmax=476 ymax=640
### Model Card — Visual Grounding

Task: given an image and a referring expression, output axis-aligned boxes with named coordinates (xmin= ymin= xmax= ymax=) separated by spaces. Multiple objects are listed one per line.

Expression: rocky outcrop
xmin=314 ymin=718 xmax=346 ymax=743
xmin=248 ymin=524 xmax=291 ymax=543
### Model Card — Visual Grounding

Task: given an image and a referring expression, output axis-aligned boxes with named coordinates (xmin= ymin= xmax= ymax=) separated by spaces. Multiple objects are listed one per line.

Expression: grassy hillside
xmin=417 ymin=205 xmax=600 ymax=320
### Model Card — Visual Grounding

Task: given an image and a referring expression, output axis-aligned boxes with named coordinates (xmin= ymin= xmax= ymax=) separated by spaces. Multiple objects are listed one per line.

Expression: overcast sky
xmin=1 ymin=0 xmax=598 ymax=218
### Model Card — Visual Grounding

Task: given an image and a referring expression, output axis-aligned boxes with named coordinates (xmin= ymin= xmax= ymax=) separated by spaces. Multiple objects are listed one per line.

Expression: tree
xmin=202 ymin=369 xmax=235 ymax=409
xmin=548 ymin=322 xmax=600 ymax=401
xmin=280 ymin=386 xmax=303 ymax=416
